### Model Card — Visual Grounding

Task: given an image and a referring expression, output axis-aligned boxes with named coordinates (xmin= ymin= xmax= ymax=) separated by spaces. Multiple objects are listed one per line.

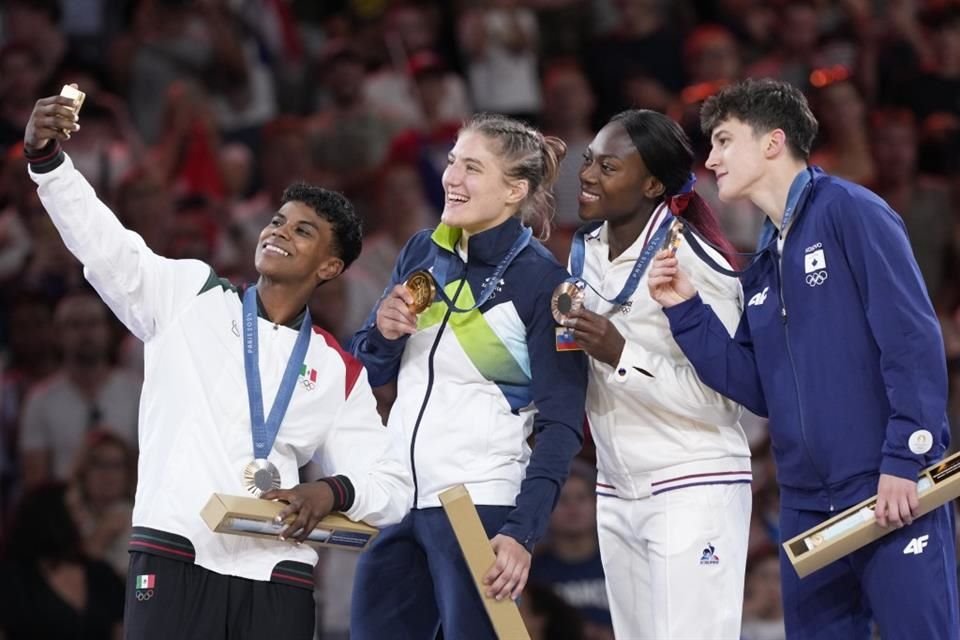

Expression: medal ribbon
xmin=427 ymin=225 xmax=532 ymax=313
xmin=569 ymin=212 xmax=674 ymax=305
xmin=242 ymin=285 xmax=313 ymax=461
xmin=679 ymin=168 xmax=818 ymax=278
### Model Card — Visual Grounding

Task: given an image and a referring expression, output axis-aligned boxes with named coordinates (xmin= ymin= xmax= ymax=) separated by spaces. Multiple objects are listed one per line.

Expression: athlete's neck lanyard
xmin=427 ymin=225 xmax=532 ymax=313
xmin=569 ymin=208 xmax=674 ymax=306
xmin=242 ymin=286 xmax=312 ymax=462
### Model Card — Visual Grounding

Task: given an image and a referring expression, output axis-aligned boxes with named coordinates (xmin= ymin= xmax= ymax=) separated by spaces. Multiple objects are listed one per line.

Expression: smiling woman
xmin=348 ymin=113 xmax=589 ymax=639
xmin=565 ymin=109 xmax=750 ymax=640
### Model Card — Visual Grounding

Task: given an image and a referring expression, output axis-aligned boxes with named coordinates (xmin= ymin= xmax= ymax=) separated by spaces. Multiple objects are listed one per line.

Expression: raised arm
xmin=25 ymin=94 xmax=209 ymax=342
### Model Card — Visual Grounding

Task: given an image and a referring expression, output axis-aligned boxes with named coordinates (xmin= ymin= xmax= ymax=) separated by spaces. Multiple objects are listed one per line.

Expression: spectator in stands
xmin=0 ymin=483 xmax=125 ymax=640
xmin=20 ymin=290 xmax=140 ymax=489
xmin=69 ymin=429 xmax=136 ymax=578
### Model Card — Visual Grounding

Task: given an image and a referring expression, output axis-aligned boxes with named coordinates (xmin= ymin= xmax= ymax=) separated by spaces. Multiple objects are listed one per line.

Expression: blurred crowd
xmin=0 ymin=0 xmax=958 ymax=638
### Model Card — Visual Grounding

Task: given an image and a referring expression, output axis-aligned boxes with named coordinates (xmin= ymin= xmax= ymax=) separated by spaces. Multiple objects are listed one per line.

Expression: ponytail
xmin=524 ymin=135 xmax=566 ymax=240
xmin=672 ymin=189 xmax=741 ymax=270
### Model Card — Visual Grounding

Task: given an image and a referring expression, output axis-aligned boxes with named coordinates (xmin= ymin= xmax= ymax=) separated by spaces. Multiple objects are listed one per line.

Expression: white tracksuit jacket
xmin=30 ymin=152 xmax=413 ymax=584
xmin=578 ymin=205 xmax=751 ymax=498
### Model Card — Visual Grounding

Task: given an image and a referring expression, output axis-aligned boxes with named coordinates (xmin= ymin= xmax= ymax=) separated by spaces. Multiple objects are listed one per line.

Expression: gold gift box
xmin=439 ymin=485 xmax=530 ymax=640
xmin=201 ymin=493 xmax=378 ymax=551
xmin=783 ymin=451 xmax=960 ymax=578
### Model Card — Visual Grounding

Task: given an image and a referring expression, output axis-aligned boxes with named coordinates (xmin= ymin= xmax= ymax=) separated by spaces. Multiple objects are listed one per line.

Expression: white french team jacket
xmin=578 ymin=205 xmax=751 ymax=500
xmin=30 ymin=154 xmax=413 ymax=583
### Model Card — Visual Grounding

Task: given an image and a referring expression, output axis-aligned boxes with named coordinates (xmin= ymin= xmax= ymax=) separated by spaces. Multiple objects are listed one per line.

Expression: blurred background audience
xmin=1 ymin=1 xmax=958 ymax=638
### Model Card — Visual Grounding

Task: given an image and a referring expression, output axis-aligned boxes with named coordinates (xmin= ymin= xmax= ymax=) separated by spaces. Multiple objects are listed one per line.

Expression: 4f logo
xmin=903 ymin=535 xmax=929 ymax=555
xmin=748 ymin=286 xmax=769 ymax=307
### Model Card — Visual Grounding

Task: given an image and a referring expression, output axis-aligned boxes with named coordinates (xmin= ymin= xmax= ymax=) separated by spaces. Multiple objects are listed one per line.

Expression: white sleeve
xmin=313 ymin=368 xmax=413 ymax=527
xmin=29 ymin=155 xmax=210 ymax=342
xmin=606 ymin=260 xmax=744 ymax=426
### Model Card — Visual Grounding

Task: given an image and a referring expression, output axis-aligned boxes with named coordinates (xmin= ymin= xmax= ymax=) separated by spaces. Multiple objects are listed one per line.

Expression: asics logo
xmin=748 ymin=287 xmax=769 ymax=307
xmin=903 ymin=535 xmax=929 ymax=555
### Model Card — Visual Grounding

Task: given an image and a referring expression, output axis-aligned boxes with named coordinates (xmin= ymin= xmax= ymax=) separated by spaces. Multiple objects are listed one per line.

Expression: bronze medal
xmin=551 ymin=281 xmax=584 ymax=325
xmin=663 ymin=218 xmax=684 ymax=255
xmin=403 ymin=270 xmax=436 ymax=314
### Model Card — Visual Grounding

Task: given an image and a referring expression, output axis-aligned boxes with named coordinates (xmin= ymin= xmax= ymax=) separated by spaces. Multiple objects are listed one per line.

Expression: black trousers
xmin=124 ymin=552 xmax=315 ymax=640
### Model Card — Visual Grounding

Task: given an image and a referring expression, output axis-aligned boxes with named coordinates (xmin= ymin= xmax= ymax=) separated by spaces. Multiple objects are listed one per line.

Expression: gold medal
xmin=243 ymin=459 xmax=281 ymax=497
xmin=663 ymin=218 xmax=684 ymax=255
xmin=403 ymin=270 xmax=436 ymax=314
xmin=551 ymin=281 xmax=584 ymax=325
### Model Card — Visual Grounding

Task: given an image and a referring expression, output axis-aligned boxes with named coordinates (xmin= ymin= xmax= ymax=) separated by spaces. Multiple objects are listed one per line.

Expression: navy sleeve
xmin=663 ymin=295 xmax=768 ymax=417
xmin=348 ymin=233 xmax=426 ymax=387
xmin=832 ymin=190 xmax=949 ymax=479
xmin=498 ymin=263 xmax=587 ymax=550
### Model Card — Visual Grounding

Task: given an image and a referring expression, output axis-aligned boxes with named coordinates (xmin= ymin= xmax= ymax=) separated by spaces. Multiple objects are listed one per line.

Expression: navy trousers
xmin=350 ymin=505 xmax=514 ymax=640
xmin=780 ymin=503 xmax=958 ymax=639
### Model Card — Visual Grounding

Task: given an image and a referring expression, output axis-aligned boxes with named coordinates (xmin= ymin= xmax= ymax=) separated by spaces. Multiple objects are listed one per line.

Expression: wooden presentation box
xmin=201 ymin=493 xmax=378 ymax=551
xmin=440 ymin=485 xmax=531 ymax=640
xmin=784 ymin=452 xmax=960 ymax=578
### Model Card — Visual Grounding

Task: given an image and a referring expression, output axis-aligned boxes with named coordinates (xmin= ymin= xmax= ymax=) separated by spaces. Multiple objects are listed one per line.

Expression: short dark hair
xmin=280 ymin=183 xmax=362 ymax=268
xmin=701 ymin=78 xmax=819 ymax=160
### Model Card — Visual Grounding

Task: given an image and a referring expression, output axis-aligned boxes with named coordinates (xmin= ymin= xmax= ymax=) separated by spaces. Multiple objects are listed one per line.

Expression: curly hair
xmin=280 ymin=183 xmax=362 ymax=268
xmin=701 ymin=78 xmax=819 ymax=161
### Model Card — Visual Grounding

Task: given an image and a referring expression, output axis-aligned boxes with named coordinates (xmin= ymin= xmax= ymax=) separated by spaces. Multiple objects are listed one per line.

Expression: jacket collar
xmin=254 ymin=290 xmax=307 ymax=329
xmin=431 ymin=217 xmax=525 ymax=266
xmin=589 ymin=203 xmax=670 ymax=264
xmin=758 ymin=165 xmax=826 ymax=252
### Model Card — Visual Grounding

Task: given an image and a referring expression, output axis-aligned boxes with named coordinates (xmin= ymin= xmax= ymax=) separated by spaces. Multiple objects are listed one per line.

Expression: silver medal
xmin=243 ymin=458 xmax=281 ymax=497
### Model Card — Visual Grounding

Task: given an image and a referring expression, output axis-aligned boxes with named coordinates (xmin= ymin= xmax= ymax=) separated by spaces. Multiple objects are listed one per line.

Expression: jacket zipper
xmin=774 ymin=242 xmax=836 ymax=511
xmin=409 ymin=276 xmax=466 ymax=508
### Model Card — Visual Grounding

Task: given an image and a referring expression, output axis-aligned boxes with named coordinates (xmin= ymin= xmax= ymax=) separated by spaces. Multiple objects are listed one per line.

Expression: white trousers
xmin=596 ymin=482 xmax=752 ymax=640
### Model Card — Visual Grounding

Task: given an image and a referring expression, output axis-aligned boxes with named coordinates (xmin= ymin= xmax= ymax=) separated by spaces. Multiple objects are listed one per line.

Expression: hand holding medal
xmin=403 ymin=270 xmax=436 ymax=314
xmin=551 ymin=281 xmax=585 ymax=325
xmin=663 ymin=218 xmax=684 ymax=256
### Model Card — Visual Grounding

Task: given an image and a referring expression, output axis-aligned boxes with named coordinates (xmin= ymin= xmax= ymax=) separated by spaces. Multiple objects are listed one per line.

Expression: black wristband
xmin=318 ymin=475 xmax=355 ymax=512
xmin=25 ymin=141 xmax=65 ymax=174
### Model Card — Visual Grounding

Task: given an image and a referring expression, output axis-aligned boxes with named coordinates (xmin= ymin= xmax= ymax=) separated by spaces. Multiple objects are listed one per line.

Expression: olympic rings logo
xmin=806 ymin=270 xmax=828 ymax=287
xmin=135 ymin=589 xmax=154 ymax=601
